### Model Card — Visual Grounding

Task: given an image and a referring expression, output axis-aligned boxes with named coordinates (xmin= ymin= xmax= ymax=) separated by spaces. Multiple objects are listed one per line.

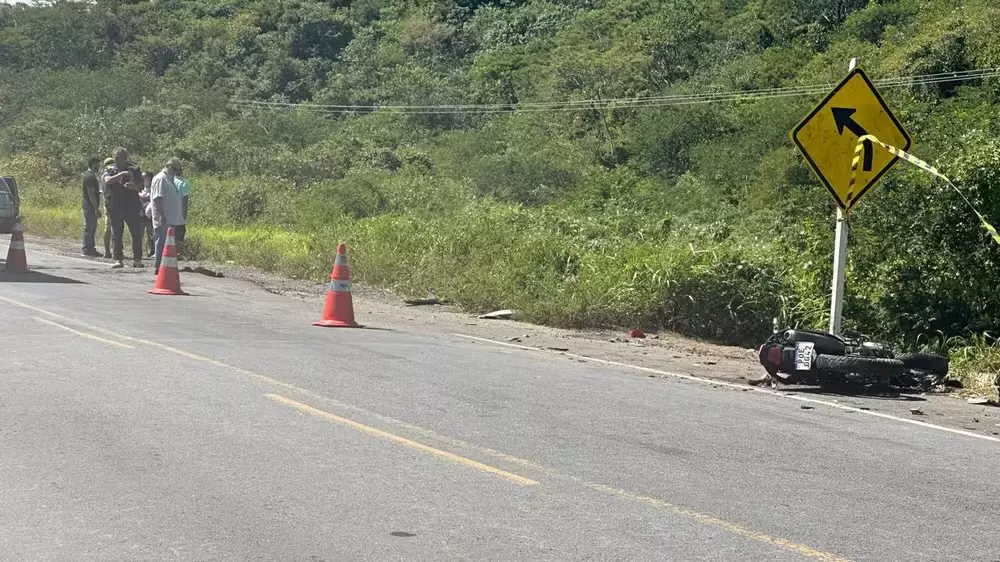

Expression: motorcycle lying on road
xmin=756 ymin=329 xmax=950 ymax=391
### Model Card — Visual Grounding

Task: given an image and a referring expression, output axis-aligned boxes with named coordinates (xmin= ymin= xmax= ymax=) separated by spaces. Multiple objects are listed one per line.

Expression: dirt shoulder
xmin=22 ymin=234 xmax=1000 ymax=439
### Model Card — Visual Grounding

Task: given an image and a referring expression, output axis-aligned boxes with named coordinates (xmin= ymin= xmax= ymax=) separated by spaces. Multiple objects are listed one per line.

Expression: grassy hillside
xmin=1 ymin=0 xmax=999 ymax=391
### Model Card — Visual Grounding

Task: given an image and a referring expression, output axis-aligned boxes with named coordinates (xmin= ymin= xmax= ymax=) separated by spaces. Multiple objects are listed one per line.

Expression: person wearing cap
xmin=150 ymin=157 xmax=184 ymax=275
xmin=103 ymin=147 xmax=145 ymax=269
xmin=100 ymin=157 xmax=114 ymax=258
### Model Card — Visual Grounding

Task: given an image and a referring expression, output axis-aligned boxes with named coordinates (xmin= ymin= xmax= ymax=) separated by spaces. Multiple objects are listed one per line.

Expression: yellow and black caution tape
xmin=848 ymin=134 xmax=1000 ymax=246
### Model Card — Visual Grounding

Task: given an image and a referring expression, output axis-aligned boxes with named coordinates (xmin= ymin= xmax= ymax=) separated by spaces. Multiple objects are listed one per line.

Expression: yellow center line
xmin=584 ymin=483 xmax=849 ymax=561
xmin=264 ymin=393 xmax=538 ymax=487
xmin=0 ymin=293 xmax=850 ymax=561
xmin=32 ymin=317 xmax=135 ymax=349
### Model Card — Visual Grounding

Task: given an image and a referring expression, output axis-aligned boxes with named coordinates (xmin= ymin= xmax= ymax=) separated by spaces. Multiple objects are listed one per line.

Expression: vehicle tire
xmin=815 ymin=354 xmax=905 ymax=377
xmin=897 ymin=353 xmax=949 ymax=375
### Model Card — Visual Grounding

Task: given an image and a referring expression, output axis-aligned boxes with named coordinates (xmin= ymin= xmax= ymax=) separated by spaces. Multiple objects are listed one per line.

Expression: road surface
xmin=1 ymin=243 xmax=998 ymax=561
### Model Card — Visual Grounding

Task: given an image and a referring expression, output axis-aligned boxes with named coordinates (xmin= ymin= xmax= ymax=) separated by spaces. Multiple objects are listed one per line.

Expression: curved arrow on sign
xmin=833 ymin=107 xmax=873 ymax=172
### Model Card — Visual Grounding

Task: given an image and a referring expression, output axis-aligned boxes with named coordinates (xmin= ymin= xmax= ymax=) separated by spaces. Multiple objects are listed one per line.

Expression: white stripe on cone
xmin=330 ymin=280 xmax=351 ymax=292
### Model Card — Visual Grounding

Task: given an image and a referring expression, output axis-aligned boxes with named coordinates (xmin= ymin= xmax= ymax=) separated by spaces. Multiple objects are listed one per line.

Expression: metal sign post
xmin=829 ymin=201 xmax=850 ymax=334
xmin=828 ymin=58 xmax=856 ymax=335
xmin=790 ymin=56 xmax=912 ymax=336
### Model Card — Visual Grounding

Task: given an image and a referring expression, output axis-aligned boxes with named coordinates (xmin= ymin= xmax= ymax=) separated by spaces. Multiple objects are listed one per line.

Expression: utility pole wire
xmin=227 ymin=68 xmax=1000 ymax=115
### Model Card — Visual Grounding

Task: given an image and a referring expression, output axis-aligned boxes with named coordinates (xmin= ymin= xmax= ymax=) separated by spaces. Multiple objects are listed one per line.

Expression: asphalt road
xmin=2 ymin=244 xmax=999 ymax=561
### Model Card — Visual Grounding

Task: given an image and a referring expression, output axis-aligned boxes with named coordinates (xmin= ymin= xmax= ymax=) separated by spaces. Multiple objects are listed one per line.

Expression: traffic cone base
xmin=149 ymin=227 xmax=187 ymax=296
xmin=5 ymin=220 xmax=28 ymax=272
xmin=314 ymin=244 xmax=362 ymax=328
xmin=312 ymin=319 xmax=361 ymax=328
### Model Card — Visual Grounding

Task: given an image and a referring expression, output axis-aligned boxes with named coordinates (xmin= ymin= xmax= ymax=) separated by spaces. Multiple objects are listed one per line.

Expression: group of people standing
xmin=81 ymin=147 xmax=190 ymax=276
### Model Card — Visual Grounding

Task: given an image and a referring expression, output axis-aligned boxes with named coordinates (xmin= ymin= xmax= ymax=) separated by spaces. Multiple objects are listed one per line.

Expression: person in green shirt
xmin=173 ymin=169 xmax=190 ymax=258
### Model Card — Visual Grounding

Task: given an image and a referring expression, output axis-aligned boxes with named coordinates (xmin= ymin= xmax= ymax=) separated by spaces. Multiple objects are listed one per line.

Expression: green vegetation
xmin=948 ymin=336 xmax=1000 ymax=399
xmin=2 ymin=0 xmax=999 ymax=392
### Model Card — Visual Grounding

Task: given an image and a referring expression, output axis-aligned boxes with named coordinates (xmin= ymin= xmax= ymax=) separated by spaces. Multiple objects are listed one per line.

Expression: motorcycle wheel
xmin=896 ymin=353 xmax=949 ymax=375
xmin=815 ymin=354 xmax=905 ymax=377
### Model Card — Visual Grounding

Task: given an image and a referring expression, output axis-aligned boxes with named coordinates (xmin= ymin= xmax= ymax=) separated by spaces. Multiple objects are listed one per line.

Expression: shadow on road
xmin=781 ymin=386 xmax=928 ymax=402
xmin=356 ymin=325 xmax=396 ymax=333
xmin=0 ymin=261 xmax=86 ymax=284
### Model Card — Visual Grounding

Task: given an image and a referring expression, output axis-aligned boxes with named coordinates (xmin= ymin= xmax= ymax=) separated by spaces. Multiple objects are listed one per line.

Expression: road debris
xmin=909 ymin=408 xmax=925 ymax=416
xmin=404 ymin=288 xmax=442 ymax=306
xmin=404 ymin=297 xmax=441 ymax=306
xmin=181 ymin=265 xmax=224 ymax=278
xmin=479 ymin=309 xmax=514 ymax=320
xmin=547 ymin=347 xmax=569 ymax=352
xmin=628 ymin=329 xmax=646 ymax=339
xmin=800 ymin=405 xmax=814 ymax=410
xmin=967 ymin=397 xmax=998 ymax=406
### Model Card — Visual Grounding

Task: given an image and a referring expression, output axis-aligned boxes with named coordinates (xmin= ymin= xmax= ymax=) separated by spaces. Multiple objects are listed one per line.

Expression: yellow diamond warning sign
xmin=791 ymin=68 xmax=912 ymax=212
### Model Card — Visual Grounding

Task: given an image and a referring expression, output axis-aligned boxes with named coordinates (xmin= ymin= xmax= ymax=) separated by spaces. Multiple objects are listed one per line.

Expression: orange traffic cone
xmin=5 ymin=220 xmax=27 ymax=272
xmin=149 ymin=226 xmax=187 ymax=296
xmin=313 ymin=243 xmax=361 ymax=328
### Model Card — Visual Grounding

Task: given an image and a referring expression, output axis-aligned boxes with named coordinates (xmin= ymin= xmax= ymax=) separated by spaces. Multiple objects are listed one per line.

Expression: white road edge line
xmin=2 ymin=243 xmax=218 ymax=293
xmin=451 ymin=333 xmax=1000 ymax=445
xmin=0 ymin=243 xmax=103 ymax=266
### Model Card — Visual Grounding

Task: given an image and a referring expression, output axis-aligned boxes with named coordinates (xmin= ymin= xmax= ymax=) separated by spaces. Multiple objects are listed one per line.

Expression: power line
xmin=234 ymin=68 xmax=999 ymax=110
xmin=227 ymin=68 xmax=1000 ymax=115
xmin=230 ymin=68 xmax=1000 ymax=113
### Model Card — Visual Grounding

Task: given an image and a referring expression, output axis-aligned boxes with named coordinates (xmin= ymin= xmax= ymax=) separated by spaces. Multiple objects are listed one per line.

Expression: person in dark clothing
xmin=81 ymin=157 xmax=102 ymax=257
xmin=103 ymin=147 xmax=144 ymax=269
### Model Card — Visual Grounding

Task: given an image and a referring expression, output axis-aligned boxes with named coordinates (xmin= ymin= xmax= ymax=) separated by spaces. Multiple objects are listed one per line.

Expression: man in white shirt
xmin=150 ymin=158 xmax=184 ymax=276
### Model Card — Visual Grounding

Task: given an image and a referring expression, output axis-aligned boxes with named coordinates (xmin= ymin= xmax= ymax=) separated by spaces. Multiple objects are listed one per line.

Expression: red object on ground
xmin=149 ymin=226 xmax=187 ymax=295
xmin=628 ymin=329 xmax=646 ymax=339
xmin=313 ymin=243 xmax=361 ymax=328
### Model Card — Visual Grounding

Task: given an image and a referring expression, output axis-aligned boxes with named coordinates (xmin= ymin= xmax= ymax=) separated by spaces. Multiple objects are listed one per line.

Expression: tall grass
xmin=18 ymin=183 xmax=803 ymax=347
xmin=947 ymin=334 xmax=1000 ymax=399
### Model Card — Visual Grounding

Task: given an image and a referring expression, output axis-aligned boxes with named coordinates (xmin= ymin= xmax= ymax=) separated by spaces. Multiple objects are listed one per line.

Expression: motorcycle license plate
xmin=794 ymin=342 xmax=815 ymax=371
